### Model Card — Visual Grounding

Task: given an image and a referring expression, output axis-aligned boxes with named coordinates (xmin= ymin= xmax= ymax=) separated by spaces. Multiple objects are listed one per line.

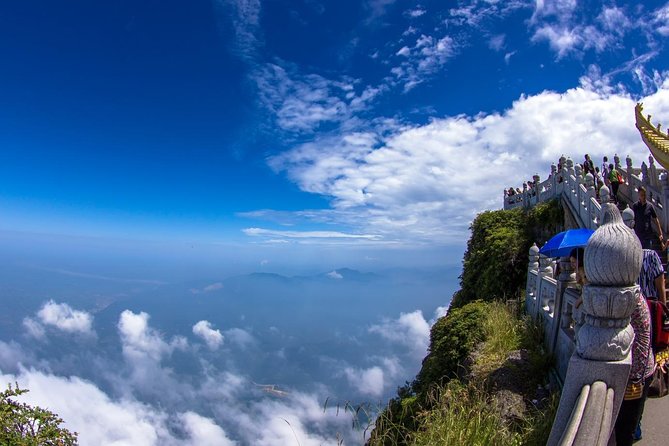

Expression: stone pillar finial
xmin=529 ymin=243 xmax=540 ymax=272
xmin=584 ymin=172 xmax=594 ymax=188
xmin=551 ymin=163 xmax=557 ymax=176
xmin=626 ymin=155 xmax=633 ymax=170
xmin=622 ymin=205 xmax=634 ymax=228
xmin=575 ymin=163 xmax=583 ymax=179
xmin=650 ymin=155 xmax=655 ymax=166
xmin=579 ymin=203 xmax=641 ymax=360
xmin=599 ymin=185 xmax=610 ymax=204
xmin=614 ymin=153 xmax=621 ymax=169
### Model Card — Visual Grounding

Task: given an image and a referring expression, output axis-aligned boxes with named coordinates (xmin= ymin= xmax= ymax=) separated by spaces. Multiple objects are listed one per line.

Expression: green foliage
xmin=410 ymin=380 xmax=521 ymax=446
xmin=414 ymin=301 xmax=487 ymax=394
xmin=453 ymin=199 xmax=562 ymax=308
xmin=0 ymin=384 xmax=77 ymax=446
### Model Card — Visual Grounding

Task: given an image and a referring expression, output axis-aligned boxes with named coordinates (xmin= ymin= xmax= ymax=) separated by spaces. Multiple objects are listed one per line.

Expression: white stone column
xmin=649 ymin=155 xmax=659 ymax=189
xmin=526 ymin=243 xmax=540 ymax=316
xmin=547 ymin=204 xmax=641 ymax=445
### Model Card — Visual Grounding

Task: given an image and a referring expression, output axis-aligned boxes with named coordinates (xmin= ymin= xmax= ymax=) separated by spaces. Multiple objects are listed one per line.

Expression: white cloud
xmin=203 ymin=282 xmax=223 ymax=292
xmin=192 ymin=320 xmax=224 ymax=350
xmin=0 ymin=369 xmax=234 ymax=446
xmin=118 ymin=310 xmax=185 ymax=362
xmin=326 ymin=270 xmax=343 ymax=280
xmin=653 ymin=4 xmax=669 ymax=36
xmin=489 ymin=34 xmax=506 ymax=51
xmin=180 ymin=412 xmax=236 ymax=446
xmin=215 ymin=0 xmax=262 ymax=60
xmin=344 ymin=366 xmax=385 ymax=397
xmin=22 ymin=317 xmax=45 ymax=339
xmin=254 ymin=63 xmax=380 ymax=134
xmin=223 ymin=328 xmax=255 ymax=349
xmin=407 ymin=8 xmax=426 ymax=18
xmin=266 ymin=82 xmax=669 ymax=245
xmin=370 ymin=310 xmax=431 ymax=358
xmin=529 ymin=2 xmax=634 ymax=58
xmin=0 ymin=341 xmax=27 ymax=372
xmin=391 ymin=34 xmax=456 ymax=91
xmin=32 ymin=300 xmax=94 ymax=336
xmin=243 ymin=227 xmax=381 ymax=240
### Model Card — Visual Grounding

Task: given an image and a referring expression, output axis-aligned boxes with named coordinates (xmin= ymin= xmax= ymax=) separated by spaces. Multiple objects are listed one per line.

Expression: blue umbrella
xmin=539 ymin=228 xmax=595 ymax=258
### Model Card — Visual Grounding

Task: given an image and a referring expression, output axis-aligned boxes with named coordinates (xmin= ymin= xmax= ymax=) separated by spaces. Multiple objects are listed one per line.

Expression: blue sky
xmin=3 ymin=0 xmax=669 ymax=267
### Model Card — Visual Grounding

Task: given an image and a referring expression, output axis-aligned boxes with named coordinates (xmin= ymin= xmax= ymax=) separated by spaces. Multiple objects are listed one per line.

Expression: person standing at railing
xmin=602 ymin=156 xmax=610 ymax=188
xmin=633 ymin=186 xmax=665 ymax=251
xmin=609 ymin=163 xmax=622 ymax=204
xmin=583 ymin=154 xmax=595 ymax=176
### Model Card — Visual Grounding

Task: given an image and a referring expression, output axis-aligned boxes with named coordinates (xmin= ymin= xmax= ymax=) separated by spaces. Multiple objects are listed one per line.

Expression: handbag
xmin=648 ymin=363 xmax=669 ymax=398
xmin=649 ymin=350 xmax=669 ymax=398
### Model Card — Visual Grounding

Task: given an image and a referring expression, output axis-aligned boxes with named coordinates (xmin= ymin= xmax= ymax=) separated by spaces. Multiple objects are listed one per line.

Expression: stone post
xmin=641 ymin=161 xmax=649 ymax=186
xmin=599 ymin=185 xmax=610 ymax=205
xmin=575 ymin=164 xmax=583 ymax=209
xmin=540 ymin=256 xmax=554 ymax=311
xmin=660 ymin=172 xmax=669 ymax=236
xmin=534 ymin=254 xmax=551 ymax=319
xmin=547 ymin=204 xmax=641 ymax=445
xmin=614 ymin=153 xmax=621 ymax=170
xmin=551 ymin=163 xmax=558 ymax=196
xmin=550 ymin=255 xmax=577 ymax=354
xmin=567 ymin=157 xmax=575 ymax=178
xmin=526 ymin=243 xmax=540 ymax=316
xmin=649 ymin=155 xmax=658 ymax=189
xmin=533 ymin=174 xmax=541 ymax=204
xmin=585 ymin=173 xmax=595 ymax=228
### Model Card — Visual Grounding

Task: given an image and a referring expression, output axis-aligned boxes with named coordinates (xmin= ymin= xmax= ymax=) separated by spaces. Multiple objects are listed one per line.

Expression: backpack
xmin=617 ymin=171 xmax=623 ymax=183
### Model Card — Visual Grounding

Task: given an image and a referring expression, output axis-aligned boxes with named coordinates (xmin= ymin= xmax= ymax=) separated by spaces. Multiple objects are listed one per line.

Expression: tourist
xmin=594 ymin=167 xmax=603 ymax=198
xmin=583 ymin=154 xmax=595 ymax=176
xmin=602 ymin=156 xmax=610 ymax=187
xmin=609 ymin=163 xmax=621 ymax=204
xmin=569 ymin=247 xmax=587 ymax=289
xmin=633 ymin=186 xmax=665 ymax=251
xmin=613 ymin=287 xmax=655 ymax=446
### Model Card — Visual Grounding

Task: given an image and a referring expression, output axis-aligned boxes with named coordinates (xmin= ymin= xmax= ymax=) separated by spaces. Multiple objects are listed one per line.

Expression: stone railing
xmin=525 ymin=204 xmax=642 ymax=445
xmin=504 ymin=154 xmax=669 ymax=234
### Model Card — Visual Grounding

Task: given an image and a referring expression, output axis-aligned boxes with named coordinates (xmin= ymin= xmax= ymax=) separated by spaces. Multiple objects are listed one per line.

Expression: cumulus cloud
xmin=266 ymin=82 xmax=669 ymax=244
xmin=179 ymin=412 xmax=236 ymax=446
xmin=0 ymin=369 xmax=235 ymax=446
xmin=192 ymin=320 xmax=224 ymax=350
xmin=370 ymin=310 xmax=431 ymax=358
xmin=344 ymin=366 xmax=385 ymax=397
xmin=23 ymin=301 xmax=94 ymax=337
xmin=118 ymin=310 xmax=186 ymax=362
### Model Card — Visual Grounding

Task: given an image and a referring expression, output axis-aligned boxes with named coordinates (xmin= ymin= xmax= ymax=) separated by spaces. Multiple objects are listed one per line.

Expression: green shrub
xmin=414 ymin=301 xmax=487 ymax=395
xmin=453 ymin=199 xmax=562 ymax=308
xmin=0 ymin=384 xmax=77 ymax=446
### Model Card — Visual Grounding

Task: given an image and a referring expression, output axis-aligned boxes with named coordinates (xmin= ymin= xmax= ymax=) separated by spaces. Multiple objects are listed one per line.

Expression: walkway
xmin=637 ymin=396 xmax=669 ymax=445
